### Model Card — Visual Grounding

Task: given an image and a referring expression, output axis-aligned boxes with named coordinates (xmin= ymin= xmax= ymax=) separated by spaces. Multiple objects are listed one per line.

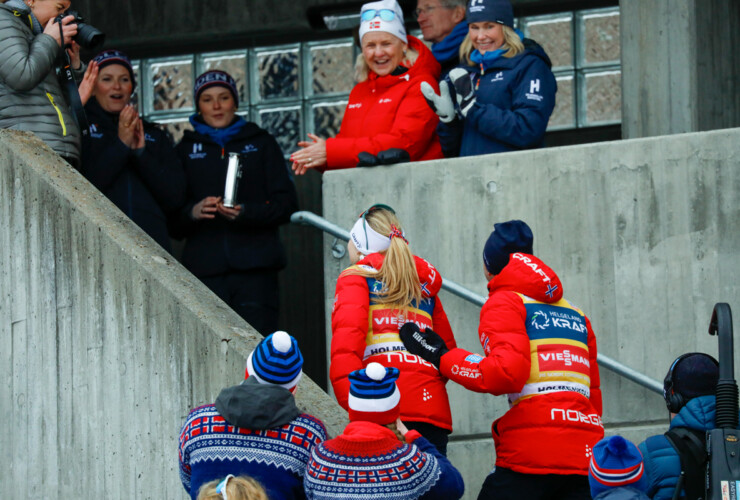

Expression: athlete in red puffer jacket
xmin=324 ymin=35 xmax=444 ymax=168
xmin=331 ymin=205 xmax=457 ymax=454
xmin=331 ymin=254 xmax=457 ymax=428
xmin=402 ymin=220 xmax=604 ymax=499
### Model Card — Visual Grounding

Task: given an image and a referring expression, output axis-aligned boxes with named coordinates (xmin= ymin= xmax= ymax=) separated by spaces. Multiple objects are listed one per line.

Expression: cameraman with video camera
xmin=0 ymin=0 xmax=98 ymax=167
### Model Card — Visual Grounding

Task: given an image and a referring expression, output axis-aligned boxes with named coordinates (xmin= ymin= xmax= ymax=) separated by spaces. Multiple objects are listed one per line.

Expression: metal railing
xmin=292 ymin=210 xmax=663 ymax=395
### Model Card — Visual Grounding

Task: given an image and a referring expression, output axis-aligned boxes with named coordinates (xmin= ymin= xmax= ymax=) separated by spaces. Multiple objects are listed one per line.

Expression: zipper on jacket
xmin=46 ymin=93 xmax=67 ymax=137
xmin=476 ymin=63 xmax=485 ymax=91
xmin=221 ymin=147 xmax=225 ymax=159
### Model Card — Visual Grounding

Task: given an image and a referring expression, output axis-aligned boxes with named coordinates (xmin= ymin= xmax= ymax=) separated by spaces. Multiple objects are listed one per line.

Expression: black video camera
xmin=54 ymin=10 xmax=105 ymax=50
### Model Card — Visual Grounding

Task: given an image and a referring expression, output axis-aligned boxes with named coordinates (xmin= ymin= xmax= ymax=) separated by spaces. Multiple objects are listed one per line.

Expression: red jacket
xmin=325 ymin=36 xmax=444 ymax=169
xmin=330 ymin=253 xmax=457 ymax=431
xmin=440 ymin=253 xmax=603 ymax=475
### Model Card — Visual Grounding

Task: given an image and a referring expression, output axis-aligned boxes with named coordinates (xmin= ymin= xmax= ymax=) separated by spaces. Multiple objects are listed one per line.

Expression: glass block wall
xmin=520 ymin=7 xmax=621 ymax=129
xmin=131 ymin=6 xmax=620 ymax=154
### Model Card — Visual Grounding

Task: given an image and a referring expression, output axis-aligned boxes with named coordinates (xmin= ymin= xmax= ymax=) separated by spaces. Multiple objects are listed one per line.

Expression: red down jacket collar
xmin=358 ymin=252 xmax=442 ymax=298
xmin=365 ymin=36 xmax=441 ymax=89
xmin=488 ymin=252 xmax=563 ymax=303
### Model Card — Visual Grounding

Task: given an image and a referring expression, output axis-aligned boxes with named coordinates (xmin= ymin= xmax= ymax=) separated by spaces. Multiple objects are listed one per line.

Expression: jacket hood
xmin=180 ymin=116 xmax=267 ymax=146
xmin=359 ymin=252 xmax=443 ymax=298
xmin=488 ymin=252 xmax=563 ymax=303
xmin=368 ymin=35 xmax=441 ymax=88
xmin=670 ymin=395 xmax=716 ymax=431
xmin=214 ymin=376 xmax=301 ymax=430
xmin=325 ymin=421 xmax=404 ymax=455
xmin=474 ymin=37 xmax=553 ymax=73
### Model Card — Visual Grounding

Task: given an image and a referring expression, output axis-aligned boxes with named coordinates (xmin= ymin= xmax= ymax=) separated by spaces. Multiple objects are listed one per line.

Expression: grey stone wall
xmin=621 ymin=0 xmax=740 ymax=138
xmin=322 ymin=127 xmax=740 ymax=497
xmin=0 ymin=130 xmax=347 ymax=499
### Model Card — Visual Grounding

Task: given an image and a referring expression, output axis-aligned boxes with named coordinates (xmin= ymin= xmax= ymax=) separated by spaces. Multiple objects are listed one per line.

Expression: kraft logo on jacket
xmin=507 ymin=294 xmax=592 ymax=405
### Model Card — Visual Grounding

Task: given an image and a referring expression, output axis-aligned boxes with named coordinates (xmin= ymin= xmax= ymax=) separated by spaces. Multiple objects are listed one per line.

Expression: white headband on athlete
xmin=349 ymin=217 xmax=391 ymax=255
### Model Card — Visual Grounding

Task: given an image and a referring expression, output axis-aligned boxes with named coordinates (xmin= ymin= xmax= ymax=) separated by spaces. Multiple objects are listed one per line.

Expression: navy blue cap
xmin=483 ymin=220 xmax=533 ymax=275
xmin=467 ymin=0 xmax=514 ymax=27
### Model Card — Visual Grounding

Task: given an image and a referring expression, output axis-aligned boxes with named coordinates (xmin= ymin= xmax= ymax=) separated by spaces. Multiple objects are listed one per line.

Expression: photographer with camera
xmin=0 ymin=0 xmax=97 ymax=167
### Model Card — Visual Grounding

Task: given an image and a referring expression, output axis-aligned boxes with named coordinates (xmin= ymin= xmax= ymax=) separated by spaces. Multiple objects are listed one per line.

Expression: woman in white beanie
xmin=290 ymin=0 xmax=444 ymax=173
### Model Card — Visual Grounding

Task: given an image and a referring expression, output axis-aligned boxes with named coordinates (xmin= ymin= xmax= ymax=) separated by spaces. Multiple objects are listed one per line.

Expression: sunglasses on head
xmin=216 ymin=475 xmax=234 ymax=500
xmin=361 ymin=8 xmax=397 ymax=22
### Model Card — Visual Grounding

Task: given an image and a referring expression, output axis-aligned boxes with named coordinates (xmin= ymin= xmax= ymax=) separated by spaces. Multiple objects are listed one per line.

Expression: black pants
xmin=477 ymin=467 xmax=591 ymax=500
xmin=200 ymin=270 xmax=279 ymax=335
xmin=404 ymin=421 xmax=450 ymax=456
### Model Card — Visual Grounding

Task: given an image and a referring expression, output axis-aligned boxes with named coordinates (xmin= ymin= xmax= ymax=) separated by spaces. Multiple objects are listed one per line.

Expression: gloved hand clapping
xmin=420 ymin=80 xmax=457 ymax=123
xmin=448 ymin=68 xmax=477 ymax=119
xmin=399 ymin=322 xmax=449 ymax=369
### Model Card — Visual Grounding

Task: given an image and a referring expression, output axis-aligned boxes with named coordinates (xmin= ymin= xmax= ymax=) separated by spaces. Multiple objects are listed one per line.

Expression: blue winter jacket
xmin=593 ymin=486 xmax=650 ymax=500
xmin=638 ymin=396 xmax=716 ymax=500
xmin=437 ymin=38 xmax=556 ymax=157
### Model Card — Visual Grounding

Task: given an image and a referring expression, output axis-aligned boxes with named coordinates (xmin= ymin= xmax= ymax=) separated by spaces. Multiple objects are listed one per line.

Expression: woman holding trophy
xmin=174 ymin=70 xmax=298 ymax=334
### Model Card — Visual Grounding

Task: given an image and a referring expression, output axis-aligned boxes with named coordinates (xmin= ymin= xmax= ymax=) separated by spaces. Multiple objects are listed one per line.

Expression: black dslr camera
xmin=54 ymin=10 xmax=105 ymax=50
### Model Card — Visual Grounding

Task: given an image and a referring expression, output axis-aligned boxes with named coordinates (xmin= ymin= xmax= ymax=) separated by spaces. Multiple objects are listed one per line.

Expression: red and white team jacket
xmin=440 ymin=252 xmax=604 ymax=475
xmin=330 ymin=253 xmax=457 ymax=431
xmin=324 ymin=36 xmax=444 ymax=169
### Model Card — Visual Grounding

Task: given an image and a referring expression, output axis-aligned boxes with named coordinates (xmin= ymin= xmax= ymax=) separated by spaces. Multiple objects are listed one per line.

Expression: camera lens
xmin=75 ymin=23 xmax=105 ymax=50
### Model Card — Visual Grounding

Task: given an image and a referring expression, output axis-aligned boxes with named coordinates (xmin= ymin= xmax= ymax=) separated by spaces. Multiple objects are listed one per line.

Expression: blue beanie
xmin=589 ymin=435 xmax=648 ymax=497
xmin=245 ymin=331 xmax=303 ymax=390
xmin=671 ymin=353 xmax=719 ymax=400
xmin=466 ymin=0 xmax=514 ymax=27
xmin=348 ymin=363 xmax=401 ymax=424
xmin=92 ymin=49 xmax=136 ymax=90
xmin=194 ymin=70 xmax=239 ymax=108
xmin=483 ymin=220 xmax=533 ymax=275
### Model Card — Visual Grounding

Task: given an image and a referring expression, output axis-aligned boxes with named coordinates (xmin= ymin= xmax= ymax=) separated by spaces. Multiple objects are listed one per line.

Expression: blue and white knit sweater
xmin=179 ymin=378 xmax=328 ymax=500
xmin=304 ymin=421 xmax=464 ymax=499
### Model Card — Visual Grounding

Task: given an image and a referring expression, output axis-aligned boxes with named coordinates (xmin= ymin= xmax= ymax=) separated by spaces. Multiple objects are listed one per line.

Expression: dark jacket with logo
xmin=174 ymin=118 xmax=298 ymax=277
xmin=81 ymin=98 xmax=185 ymax=252
xmin=438 ymin=38 xmax=557 ymax=157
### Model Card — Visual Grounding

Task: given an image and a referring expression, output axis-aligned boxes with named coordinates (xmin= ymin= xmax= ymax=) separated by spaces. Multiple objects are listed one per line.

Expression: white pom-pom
xmin=271 ymin=331 xmax=292 ymax=353
xmin=365 ymin=362 xmax=387 ymax=381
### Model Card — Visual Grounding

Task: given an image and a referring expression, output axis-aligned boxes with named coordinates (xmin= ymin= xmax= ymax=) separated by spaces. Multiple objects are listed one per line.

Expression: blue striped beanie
xmin=245 ymin=331 xmax=303 ymax=391
xmin=589 ymin=435 xmax=648 ymax=497
xmin=348 ymin=363 xmax=401 ymax=424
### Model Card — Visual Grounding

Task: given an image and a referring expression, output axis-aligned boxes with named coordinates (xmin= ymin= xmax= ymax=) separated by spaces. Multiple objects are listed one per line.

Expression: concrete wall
xmin=0 ymin=130 xmax=347 ymax=499
xmin=322 ymin=128 xmax=740 ymax=498
xmin=621 ymin=0 xmax=740 ymax=139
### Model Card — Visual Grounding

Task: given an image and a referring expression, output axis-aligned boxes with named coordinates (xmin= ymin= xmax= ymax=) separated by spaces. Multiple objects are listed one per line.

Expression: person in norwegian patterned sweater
xmin=401 ymin=220 xmax=603 ymax=500
xmin=179 ymin=331 xmax=328 ymax=500
xmin=304 ymin=362 xmax=464 ymax=500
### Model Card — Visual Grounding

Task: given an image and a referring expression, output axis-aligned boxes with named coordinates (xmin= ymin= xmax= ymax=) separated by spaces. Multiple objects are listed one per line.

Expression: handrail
xmin=292 ymin=210 xmax=664 ymax=395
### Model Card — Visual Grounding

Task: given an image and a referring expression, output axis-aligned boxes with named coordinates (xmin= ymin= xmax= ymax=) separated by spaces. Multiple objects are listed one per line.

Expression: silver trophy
xmin=223 ymin=152 xmax=242 ymax=208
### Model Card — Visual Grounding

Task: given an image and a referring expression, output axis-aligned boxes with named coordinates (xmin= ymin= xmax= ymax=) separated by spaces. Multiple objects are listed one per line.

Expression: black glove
xmin=448 ymin=68 xmax=477 ymax=119
xmin=357 ymin=152 xmax=380 ymax=167
xmin=377 ymin=148 xmax=410 ymax=165
xmin=399 ymin=322 xmax=449 ymax=369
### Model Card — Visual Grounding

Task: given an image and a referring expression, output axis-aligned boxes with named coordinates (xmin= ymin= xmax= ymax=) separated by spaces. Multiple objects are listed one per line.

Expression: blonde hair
xmin=349 ymin=208 xmax=422 ymax=311
xmin=355 ymin=46 xmax=419 ymax=83
xmin=460 ymin=25 xmax=525 ymax=66
xmin=196 ymin=476 xmax=269 ymax=500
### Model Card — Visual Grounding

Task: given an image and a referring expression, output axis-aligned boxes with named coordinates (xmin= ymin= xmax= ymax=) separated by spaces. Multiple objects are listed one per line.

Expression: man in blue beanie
xmin=638 ymin=352 xmax=721 ymax=500
xmin=178 ymin=331 xmax=328 ymax=500
xmin=402 ymin=220 xmax=604 ymax=499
